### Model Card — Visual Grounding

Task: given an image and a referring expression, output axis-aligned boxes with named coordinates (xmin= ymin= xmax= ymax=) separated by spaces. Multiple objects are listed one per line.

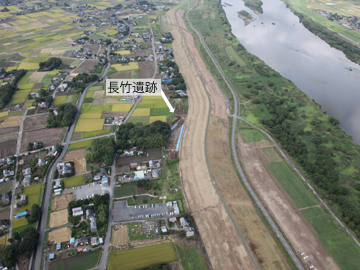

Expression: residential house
xmin=90 ymin=217 xmax=97 ymax=232
xmin=2 ymin=170 xmax=10 ymax=177
xmin=53 ymin=110 xmax=59 ymax=116
xmin=152 ymin=169 xmax=160 ymax=178
xmin=23 ymin=176 xmax=31 ymax=186
xmin=93 ymin=175 xmax=101 ymax=181
xmin=53 ymin=180 xmax=61 ymax=189
xmin=101 ymin=177 xmax=108 ymax=185
xmin=161 ymin=225 xmax=167 ymax=233
xmin=6 ymin=158 xmax=14 ymax=165
xmin=86 ymin=209 xmax=94 ymax=220
xmin=0 ymin=159 xmax=5 ymax=166
xmin=21 ymin=194 xmax=27 ymax=201
xmin=38 ymin=101 xmax=46 ymax=108
xmin=180 ymin=217 xmax=190 ymax=228
xmin=72 ymin=207 xmax=83 ymax=216
xmin=91 ymin=237 xmax=99 ymax=246
xmin=99 ymin=167 xmax=108 ymax=174
xmin=38 ymin=158 xmax=46 ymax=167
xmin=130 ymin=163 xmax=138 ymax=169
xmin=169 ymin=217 xmax=177 ymax=223
xmin=1 ymin=193 xmax=9 ymax=203
xmin=0 ymin=220 xmax=8 ymax=230
xmin=22 ymin=167 xmax=31 ymax=176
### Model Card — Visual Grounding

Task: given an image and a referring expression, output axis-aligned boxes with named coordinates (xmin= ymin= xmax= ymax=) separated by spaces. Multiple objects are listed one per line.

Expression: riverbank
xmin=283 ymin=0 xmax=360 ymax=64
xmin=187 ymin=0 xmax=360 ymax=269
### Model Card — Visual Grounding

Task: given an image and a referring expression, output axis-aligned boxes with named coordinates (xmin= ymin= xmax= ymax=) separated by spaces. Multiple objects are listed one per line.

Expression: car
xmin=134 ymin=206 xmax=137 ymax=209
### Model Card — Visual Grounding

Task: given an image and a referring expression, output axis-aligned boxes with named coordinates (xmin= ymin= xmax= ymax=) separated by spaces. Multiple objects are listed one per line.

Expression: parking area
xmin=62 ymin=182 xmax=111 ymax=200
xmin=113 ymin=201 xmax=178 ymax=221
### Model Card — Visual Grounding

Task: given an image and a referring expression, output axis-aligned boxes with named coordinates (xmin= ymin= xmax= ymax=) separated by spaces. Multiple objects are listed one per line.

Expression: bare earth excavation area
xmin=170 ymin=9 xmax=255 ymax=269
xmin=237 ymin=135 xmax=339 ymax=269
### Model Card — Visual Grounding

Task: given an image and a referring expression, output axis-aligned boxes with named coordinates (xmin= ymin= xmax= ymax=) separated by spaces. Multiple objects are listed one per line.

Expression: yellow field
xmin=18 ymin=62 xmax=39 ymax=70
xmin=112 ymin=62 xmax=139 ymax=71
xmin=0 ymin=234 xmax=7 ymax=246
xmin=150 ymin=116 xmax=167 ymax=123
xmin=74 ymin=119 xmax=104 ymax=132
xmin=54 ymin=96 xmax=66 ymax=105
xmin=18 ymin=84 xmax=34 ymax=90
xmin=0 ymin=111 xmax=9 ymax=118
xmin=79 ymin=113 xmax=102 ymax=119
xmin=132 ymin=108 xmax=150 ymax=116
xmin=141 ymin=95 xmax=162 ymax=100
xmin=7 ymin=66 xmax=17 ymax=72
xmin=106 ymin=29 xmax=118 ymax=35
xmin=115 ymin=50 xmax=131 ymax=55
xmin=47 ymin=70 xmax=60 ymax=75
xmin=111 ymin=104 xmax=133 ymax=112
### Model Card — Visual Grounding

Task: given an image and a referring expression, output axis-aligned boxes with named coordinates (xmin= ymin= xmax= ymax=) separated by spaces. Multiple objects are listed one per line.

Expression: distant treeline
xmin=39 ymin=57 xmax=62 ymax=71
xmin=288 ymin=5 xmax=360 ymax=64
xmin=0 ymin=69 xmax=27 ymax=109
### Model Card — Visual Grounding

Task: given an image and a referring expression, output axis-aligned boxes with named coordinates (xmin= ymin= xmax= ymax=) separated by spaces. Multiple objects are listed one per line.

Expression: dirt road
xmin=170 ymin=8 xmax=257 ymax=270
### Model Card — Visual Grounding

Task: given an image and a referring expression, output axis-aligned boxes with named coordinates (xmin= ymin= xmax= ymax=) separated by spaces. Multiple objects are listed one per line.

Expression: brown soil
xmin=84 ymin=44 xmax=100 ymax=54
xmin=20 ymin=127 xmax=67 ymax=153
xmin=52 ymin=194 xmax=73 ymax=211
xmin=48 ymin=227 xmax=71 ymax=243
xmin=0 ymin=126 xmax=18 ymax=143
xmin=23 ymin=114 xmax=48 ymax=130
xmin=49 ymin=209 xmax=68 ymax=228
xmin=0 ymin=115 xmax=22 ymax=128
xmin=237 ymin=135 xmax=339 ymax=269
xmin=63 ymin=149 xmax=85 ymax=160
xmin=111 ymin=224 xmax=129 ymax=249
xmin=101 ymin=111 xmax=127 ymax=118
xmin=0 ymin=208 xmax=10 ymax=219
xmin=170 ymin=9 xmax=255 ymax=270
xmin=75 ymin=60 xmax=99 ymax=73
xmin=72 ymin=132 xmax=82 ymax=140
xmin=138 ymin=61 xmax=155 ymax=78
xmin=0 ymin=139 xmax=16 ymax=159
xmin=129 ymin=238 xmax=171 ymax=249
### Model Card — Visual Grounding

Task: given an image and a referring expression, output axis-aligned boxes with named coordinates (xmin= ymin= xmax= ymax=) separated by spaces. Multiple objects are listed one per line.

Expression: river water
xmin=222 ymin=0 xmax=360 ymax=144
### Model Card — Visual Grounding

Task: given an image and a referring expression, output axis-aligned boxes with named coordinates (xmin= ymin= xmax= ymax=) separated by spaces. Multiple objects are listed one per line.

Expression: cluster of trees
xmin=27 ymin=88 xmax=53 ymax=108
xmin=116 ymin=121 xmax=171 ymax=150
xmin=163 ymin=60 xmax=186 ymax=91
xmin=27 ymin=141 xmax=43 ymax=151
xmin=293 ymin=10 xmax=360 ymax=64
xmin=46 ymin=104 xmax=76 ymax=128
xmin=68 ymin=73 xmax=99 ymax=91
xmin=68 ymin=194 xmax=110 ymax=234
xmin=39 ymin=57 xmax=62 ymax=71
xmin=244 ymin=0 xmax=263 ymax=14
xmin=26 ymin=204 xmax=41 ymax=223
xmin=0 ymin=227 xmax=38 ymax=267
xmin=86 ymin=137 xmax=115 ymax=166
xmin=0 ymin=69 xmax=26 ymax=109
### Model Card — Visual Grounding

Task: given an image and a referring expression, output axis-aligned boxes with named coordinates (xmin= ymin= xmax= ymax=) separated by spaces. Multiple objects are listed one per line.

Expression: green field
xmin=21 ymin=193 xmax=41 ymax=211
xmin=23 ymin=184 xmax=41 ymax=195
xmin=301 ymin=206 xmax=360 ymax=269
xmin=132 ymin=108 xmax=150 ymax=116
xmin=149 ymin=116 xmax=167 ymax=123
xmin=225 ymin=46 xmax=246 ymax=66
xmin=268 ymin=161 xmax=318 ymax=208
xmin=239 ymin=129 xmax=266 ymax=142
xmin=137 ymin=100 xmax=167 ymax=108
xmin=81 ymin=129 xmax=111 ymax=139
xmin=107 ymin=243 xmax=177 ymax=270
xmin=150 ymin=108 xmax=172 ymax=116
xmin=113 ymin=184 xmax=137 ymax=198
xmin=12 ymin=218 xmax=28 ymax=229
xmin=63 ymin=175 xmax=84 ymax=188
xmin=68 ymin=140 xmax=93 ymax=150
xmin=50 ymin=249 xmax=101 ymax=270
xmin=128 ymin=116 xmax=149 ymax=125
xmin=175 ymin=244 xmax=207 ymax=270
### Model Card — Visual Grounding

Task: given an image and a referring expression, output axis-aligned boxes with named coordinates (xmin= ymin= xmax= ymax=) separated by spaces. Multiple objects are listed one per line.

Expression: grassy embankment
xmin=187 ymin=0 xmax=360 ymax=269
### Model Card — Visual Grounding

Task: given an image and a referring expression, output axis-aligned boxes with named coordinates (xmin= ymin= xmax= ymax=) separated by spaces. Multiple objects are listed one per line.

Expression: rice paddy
xmin=132 ymin=108 xmax=150 ymax=116
xmin=74 ymin=118 xmax=104 ymax=132
xmin=111 ymin=62 xmax=139 ymax=71
xmin=111 ymin=104 xmax=133 ymax=112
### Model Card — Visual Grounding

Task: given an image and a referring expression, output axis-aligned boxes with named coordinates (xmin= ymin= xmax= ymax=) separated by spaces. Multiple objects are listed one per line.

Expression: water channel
xmin=222 ymin=0 xmax=360 ymax=144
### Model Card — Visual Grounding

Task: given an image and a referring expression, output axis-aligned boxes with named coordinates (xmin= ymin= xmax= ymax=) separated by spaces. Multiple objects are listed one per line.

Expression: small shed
xmin=49 ymin=253 xmax=55 ymax=260
xmin=101 ymin=177 xmax=108 ymax=185
xmin=56 ymin=243 xmax=61 ymax=251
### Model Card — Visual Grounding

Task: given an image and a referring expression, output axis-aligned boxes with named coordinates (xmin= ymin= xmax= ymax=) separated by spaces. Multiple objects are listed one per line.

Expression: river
xmin=222 ymin=0 xmax=360 ymax=144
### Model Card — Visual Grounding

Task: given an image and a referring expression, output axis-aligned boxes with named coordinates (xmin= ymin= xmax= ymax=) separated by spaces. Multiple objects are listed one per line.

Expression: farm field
xmin=48 ymin=227 xmax=71 ymax=244
xmin=54 ymin=94 xmax=79 ymax=106
xmin=128 ymin=99 xmax=170 ymax=124
xmin=52 ymin=194 xmax=73 ymax=211
xmin=49 ymin=209 xmax=68 ymax=228
xmin=20 ymin=127 xmax=67 ymax=153
xmin=50 ymin=249 xmax=101 ymax=270
xmin=111 ymin=224 xmax=129 ymax=249
xmin=107 ymin=243 xmax=177 ymax=270
xmin=23 ymin=114 xmax=48 ymax=130
xmin=0 ymin=234 xmax=8 ymax=246
xmin=113 ymin=184 xmax=137 ymax=198
xmin=63 ymin=149 xmax=87 ymax=174
xmin=175 ymin=244 xmax=207 ymax=270
xmin=239 ymin=128 xmax=266 ymax=143
xmin=22 ymin=184 xmax=42 ymax=211
xmin=68 ymin=140 xmax=93 ymax=151
xmin=63 ymin=175 xmax=84 ymax=188
xmin=0 ymin=139 xmax=17 ymax=159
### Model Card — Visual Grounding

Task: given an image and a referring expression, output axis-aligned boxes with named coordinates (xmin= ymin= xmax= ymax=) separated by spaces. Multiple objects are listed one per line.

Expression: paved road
xmin=33 ymin=48 xmax=112 ymax=270
xmin=184 ymin=0 xmax=306 ymax=269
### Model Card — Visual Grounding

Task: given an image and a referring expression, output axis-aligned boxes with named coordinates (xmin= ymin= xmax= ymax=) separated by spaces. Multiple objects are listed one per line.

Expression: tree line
xmin=86 ymin=137 xmax=115 ymax=167
xmin=0 ymin=69 xmax=27 ymax=109
xmin=39 ymin=57 xmax=62 ymax=71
